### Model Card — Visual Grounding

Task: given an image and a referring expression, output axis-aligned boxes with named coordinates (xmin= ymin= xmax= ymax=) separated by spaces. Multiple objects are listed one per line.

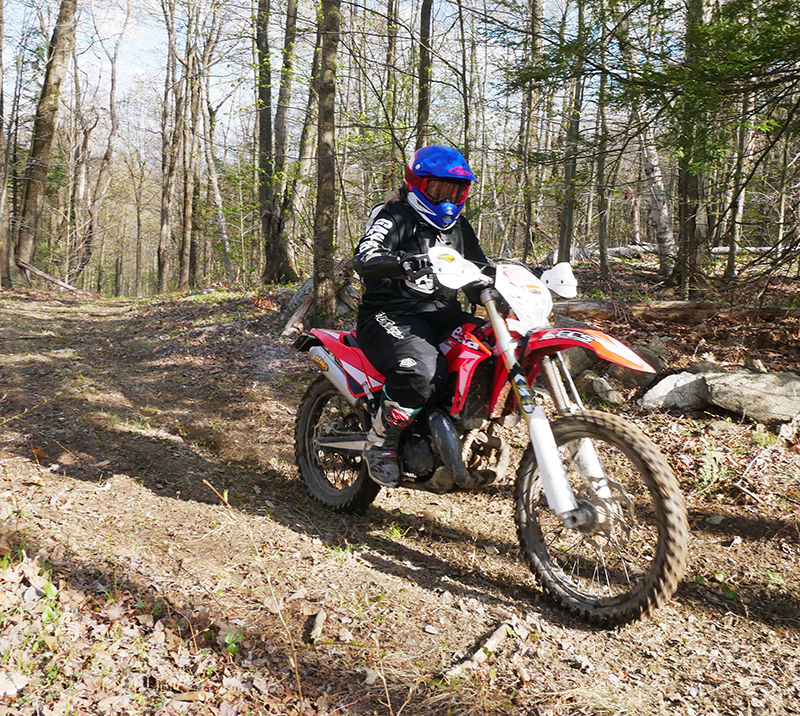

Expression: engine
xmin=400 ymin=429 xmax=436 ymax=478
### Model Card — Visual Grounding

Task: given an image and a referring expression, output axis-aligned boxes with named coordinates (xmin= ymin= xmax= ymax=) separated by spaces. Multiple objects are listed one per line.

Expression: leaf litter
xmin=0 ymin=283 xmax=799 ymax=714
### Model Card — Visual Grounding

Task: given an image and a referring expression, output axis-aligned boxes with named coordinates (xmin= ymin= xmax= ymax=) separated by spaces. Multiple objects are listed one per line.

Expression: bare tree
xmin=13 ymin=0 xmax=77 ymax=286
xmin=0 ymin=0 xmax=8 ymax=289
xmin=286 ymin=29 xmax=321 ymax=246
xmin=201 ymin=73 xmax=235 ymax=284
xmin=415 ymin=0 xmax=432 ymax=150
xmin=158 ymin=0 xmax=183 ymax=293
xmin=262 ymin=0 xmax=299 ymax=283
xmin=68 ymin=0 xmax=129 ymax=284
xmin=676 ymin=0 xmax=711 ymax=299
xmin=312 ymin=0 xmax=340 ymax=327
xmin=723 ymin=91 xmax=755 ymax=279
xmin=556 ymin=0 xmax=585 ymax=264
xmin=178 ymin=6 xmax=201 ymax=291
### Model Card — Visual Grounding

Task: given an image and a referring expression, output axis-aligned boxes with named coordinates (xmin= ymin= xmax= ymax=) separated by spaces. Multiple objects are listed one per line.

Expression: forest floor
xmin=1 ymin=262 xmax=800 ymax=716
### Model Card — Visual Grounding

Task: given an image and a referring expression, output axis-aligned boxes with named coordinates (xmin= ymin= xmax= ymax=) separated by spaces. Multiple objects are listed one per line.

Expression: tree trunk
xmin=612 ymin=11 xmax=676 ymax=278
xmin=69 ymin=1 xmax=128 ymax=285
xmin=0 ymin=0 xmax=8 ymax=289
xmin=311 ymin=0 xmax=339 ymax=328
xmin=456 ymin=0 xmax=470 ymax=159
xmin=14 ymin=0 xmax=77 ymax=285
xmin=415 ymin=0 xmax=432 ymax=150
xmin=640 ymin=121 xmax=675 ymax=276
xmin=520 ymin=0 xmax=544 ymax=264
xmin=68 ymin=110 xmax=94 ymax=282
xmin=202 ymin=81 xmax=235 ymax=284
xmin=724 ymin=90 xmax=755 ymax=279
xmin=158 ymin=0 xmax=182 ymax=293
xmin=261 ymin=0 xmax=300 ymax=284
xmin=596 ymin=7 xmax=610 ymax=278
xmin=676 ymin=0 xmax=709 ymax=299
xmin=556 ymin=1 xmax=584 ymax=265
xmin=776 ymin=133 xmax=789 ymax=254
xmin=179 ymin=31 xmax=201 ymax=292
xmin=385 ymin=0 xmax=400 ymax=164
xmin=287 ymin=29 xmax=321 ymax=247
xmin=630 ymin=185 xmax=642 ymax=245
xmin=274 ymin=0 xmax=297 ymax=199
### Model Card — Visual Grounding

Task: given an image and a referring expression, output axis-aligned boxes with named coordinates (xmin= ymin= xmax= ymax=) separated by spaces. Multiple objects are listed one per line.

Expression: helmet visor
xmin=422 ymin=178 xmax=470 ymax=206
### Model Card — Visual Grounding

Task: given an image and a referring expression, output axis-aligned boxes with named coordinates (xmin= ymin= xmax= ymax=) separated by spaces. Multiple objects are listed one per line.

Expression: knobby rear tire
xmin=295 ymin=375 xmax=379 ymax=514
xmin=514 ymin=410 xmax=688 ymax=627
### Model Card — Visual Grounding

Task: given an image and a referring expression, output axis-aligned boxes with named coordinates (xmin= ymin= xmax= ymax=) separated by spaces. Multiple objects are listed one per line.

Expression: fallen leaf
xmin=338 ymin=628 xmax=354 ymax=643
xmin=219 ymin=699 xmax=238 ymax=716
xmin=0 ymin=671 xmax=29 ymax=697
xmin=310 ymin=610 xmax=327 ymax=641
xmin=30 ymin=446 xmax=48 ymax=460
xmin=171 ymin=691 xmax=203 ymax=702
xmin=288 ymin=587 xmax=308 ymax=601
xmin=105 ymin=602 xmax=125 ymax=621
xmin=263 ymin=596 xmax=283 ymax=614
xmin=20 ymin=558 xmax=48 ymax=590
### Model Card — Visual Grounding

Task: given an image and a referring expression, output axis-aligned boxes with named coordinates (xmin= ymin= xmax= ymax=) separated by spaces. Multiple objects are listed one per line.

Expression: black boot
xmin=364 ymin=394 xmax=420 ymax=488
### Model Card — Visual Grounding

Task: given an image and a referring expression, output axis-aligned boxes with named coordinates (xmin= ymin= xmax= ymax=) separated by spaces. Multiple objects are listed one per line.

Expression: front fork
xmin=481 ymin=290 xmax=596 ymax=529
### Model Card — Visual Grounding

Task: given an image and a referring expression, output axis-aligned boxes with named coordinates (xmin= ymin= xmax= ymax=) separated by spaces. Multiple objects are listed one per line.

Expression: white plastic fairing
xmin=429 ymin=246 xmax=487 ymax=289
xmin=495 ymin=264 xmax=553 ymax=329
xmin=540 ymin=262 xmax=578 ymax=298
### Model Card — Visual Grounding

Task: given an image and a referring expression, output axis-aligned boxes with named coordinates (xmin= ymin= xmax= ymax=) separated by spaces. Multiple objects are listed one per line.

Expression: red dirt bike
xmin=294 ymin=248 xmax=688 ymax=626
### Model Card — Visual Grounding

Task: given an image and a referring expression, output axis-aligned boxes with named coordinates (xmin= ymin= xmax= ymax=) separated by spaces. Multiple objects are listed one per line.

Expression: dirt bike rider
xmin=352 ymin=145 xmax=491 ymax=488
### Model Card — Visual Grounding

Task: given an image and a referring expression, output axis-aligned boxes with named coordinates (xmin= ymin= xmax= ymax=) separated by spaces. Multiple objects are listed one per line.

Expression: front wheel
xmin=514 ymin=410 xmax=688 ymax=627
xmin=295 ymin=375 xmax=380 ymax=514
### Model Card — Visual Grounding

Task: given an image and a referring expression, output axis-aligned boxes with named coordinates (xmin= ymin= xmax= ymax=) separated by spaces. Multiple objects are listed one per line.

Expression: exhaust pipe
xmin=309 ymin=346 xmax=359 ymax=407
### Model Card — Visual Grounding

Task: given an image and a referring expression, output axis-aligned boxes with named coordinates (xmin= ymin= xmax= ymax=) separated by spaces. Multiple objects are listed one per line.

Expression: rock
xmin=638 ymin=372 xmax=710 ymax=411
xmin=576 ymin=371 xmax=625 ymax=407
xmin=704 ymin=371 xmax=800 ymax=424
xmin=607 ymin=349 xmax=659 ymax=388
xmin=639 ymin=368 xmax=800 ymax=424
xmin=687 ymin=360 xmax=728 ymax=374
xmin=607 ymin=336 xmax=669 ymax=388
xmin=593 ymin=377 xmax=625 ymax=407
xmin=561 ymin=347 xmax=595 ymax=377
xmin=553 ymin=314 xmax=591 ymax=330
xmin=645 ymin=335 xmax=671 ymax=364
xmin=744 ymin=356 xmax=767 ymax=373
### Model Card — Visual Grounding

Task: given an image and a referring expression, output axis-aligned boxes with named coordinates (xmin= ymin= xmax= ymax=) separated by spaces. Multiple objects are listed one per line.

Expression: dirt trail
xmin=1 ymin=289 xmax=799 ymax=715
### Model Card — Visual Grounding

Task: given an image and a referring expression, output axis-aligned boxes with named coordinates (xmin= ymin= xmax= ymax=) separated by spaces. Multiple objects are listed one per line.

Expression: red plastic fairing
xmin=440 ymin=323 xmax=493 ymax=413
xmin=523 ymin=327 xmax=655 ymax=373
xmin=310 ymin=329 xmax=385 ymax=398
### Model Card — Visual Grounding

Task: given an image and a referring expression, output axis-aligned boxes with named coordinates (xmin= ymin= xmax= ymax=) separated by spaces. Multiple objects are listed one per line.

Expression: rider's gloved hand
xmin=401 ymin=254 xmax=433 ymax=281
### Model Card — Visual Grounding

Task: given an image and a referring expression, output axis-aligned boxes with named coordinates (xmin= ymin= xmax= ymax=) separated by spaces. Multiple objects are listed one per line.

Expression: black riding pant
xmin=356 ymin=306 xmax=477 ymax=409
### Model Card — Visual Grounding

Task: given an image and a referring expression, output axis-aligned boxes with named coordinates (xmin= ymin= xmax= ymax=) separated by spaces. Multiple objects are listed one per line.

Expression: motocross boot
xmin=364 ymin=393 xmax=420 ymax=488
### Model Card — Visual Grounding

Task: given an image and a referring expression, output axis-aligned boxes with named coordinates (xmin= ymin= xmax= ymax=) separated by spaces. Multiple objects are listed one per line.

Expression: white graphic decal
xmin=375 ymin=312 xmax=405 ymax=340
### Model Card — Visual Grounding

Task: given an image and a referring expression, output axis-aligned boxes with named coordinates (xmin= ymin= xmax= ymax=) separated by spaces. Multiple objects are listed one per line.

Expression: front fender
xmin=524 ymin=327 xmax=655 ymax=373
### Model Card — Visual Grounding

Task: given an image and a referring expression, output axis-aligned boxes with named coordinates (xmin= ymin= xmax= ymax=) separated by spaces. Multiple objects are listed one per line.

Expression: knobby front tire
xmin=514 ymin=410 xmax=688 ymax=627
xmin=295 ymin=375 xmax=380 ymax=514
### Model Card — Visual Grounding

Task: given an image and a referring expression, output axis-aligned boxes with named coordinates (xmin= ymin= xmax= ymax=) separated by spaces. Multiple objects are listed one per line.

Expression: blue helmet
xmin=404 ymin=145 xmax=476 ymax=230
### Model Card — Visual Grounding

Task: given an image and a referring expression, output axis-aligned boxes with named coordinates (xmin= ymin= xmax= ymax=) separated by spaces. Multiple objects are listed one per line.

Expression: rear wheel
xmin=514 ymin=410 xmax=687 ymax=627
xmin=295 ymin=375 xmax=379 ymax=514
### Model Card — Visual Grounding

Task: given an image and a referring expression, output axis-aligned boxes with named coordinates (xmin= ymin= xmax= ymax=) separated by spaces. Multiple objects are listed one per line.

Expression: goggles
xmin=409 ymin=176 xmax=470 ymax=205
